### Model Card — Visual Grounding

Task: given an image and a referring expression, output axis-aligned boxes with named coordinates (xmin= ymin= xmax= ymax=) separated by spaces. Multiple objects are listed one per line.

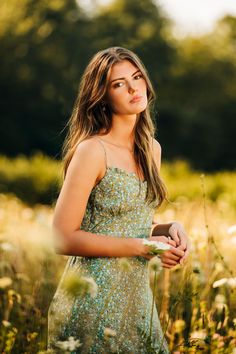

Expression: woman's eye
xmin=135 ymin=74 xmax=143 ymax=79
xmin=113 ymin=82 xmax=124 ymax=88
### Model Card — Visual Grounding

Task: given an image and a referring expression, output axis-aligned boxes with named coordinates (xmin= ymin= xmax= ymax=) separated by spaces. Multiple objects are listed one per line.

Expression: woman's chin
xmin=128 ymin=103 xmax=147 ymax=115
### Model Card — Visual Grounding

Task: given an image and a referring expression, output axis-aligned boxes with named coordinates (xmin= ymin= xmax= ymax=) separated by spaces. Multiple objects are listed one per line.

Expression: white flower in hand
xmin=143 ymin=239 xmax=171 ymax=255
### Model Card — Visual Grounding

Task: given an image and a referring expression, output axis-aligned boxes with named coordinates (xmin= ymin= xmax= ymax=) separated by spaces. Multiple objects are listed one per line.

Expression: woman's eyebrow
xmin=110 ymin=69 xmax=141 ymax=83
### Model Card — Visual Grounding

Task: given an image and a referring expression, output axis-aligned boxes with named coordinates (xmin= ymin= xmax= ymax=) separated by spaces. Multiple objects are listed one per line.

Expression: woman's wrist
xmin=133 ymin=238 xmax=149 ymax=257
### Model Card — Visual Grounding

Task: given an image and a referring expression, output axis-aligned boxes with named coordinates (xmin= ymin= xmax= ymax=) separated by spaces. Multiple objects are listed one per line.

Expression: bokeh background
xmin=0 ymin=0 xmax=236 ymax=353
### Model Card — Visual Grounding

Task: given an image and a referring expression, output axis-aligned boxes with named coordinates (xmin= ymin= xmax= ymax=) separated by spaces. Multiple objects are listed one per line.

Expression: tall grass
xmin=0 ymin=154 xmax=236 ymax=353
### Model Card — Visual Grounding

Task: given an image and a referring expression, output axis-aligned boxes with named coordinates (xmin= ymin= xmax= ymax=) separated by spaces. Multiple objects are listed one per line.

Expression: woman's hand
xmin=143 ymin=236 xmax=185 ymax=268
xmin=168 ymin=222 xmax=191 ymax=265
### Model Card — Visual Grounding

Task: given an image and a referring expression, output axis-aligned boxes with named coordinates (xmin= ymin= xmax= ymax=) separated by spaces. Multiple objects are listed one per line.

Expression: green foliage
xmin=161 ymin=159 xmax=236 ymax=209
xmin=0 ymin=153 xmax=62 ymax=205
xmin=1 ymin=153 xmax=236 ymax=208
xmin=1 ymin=0 xmax=235 ymax=170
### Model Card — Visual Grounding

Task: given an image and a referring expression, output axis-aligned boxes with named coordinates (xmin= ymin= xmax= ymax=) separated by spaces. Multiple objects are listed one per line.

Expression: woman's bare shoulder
xmin=65 ymin=136 xmax=106 ymax=181
xmin=74 ymin=136 xmax=105 ymax=160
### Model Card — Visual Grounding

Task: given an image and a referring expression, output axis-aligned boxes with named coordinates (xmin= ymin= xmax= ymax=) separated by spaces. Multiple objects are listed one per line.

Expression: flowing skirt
xmin=48 ymin=255 xmax=170 ymax=354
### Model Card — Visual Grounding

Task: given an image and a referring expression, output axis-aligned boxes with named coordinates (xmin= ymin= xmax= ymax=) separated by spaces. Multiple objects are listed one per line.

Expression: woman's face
xmin=105 ymin=59 xmax=148 ymax=116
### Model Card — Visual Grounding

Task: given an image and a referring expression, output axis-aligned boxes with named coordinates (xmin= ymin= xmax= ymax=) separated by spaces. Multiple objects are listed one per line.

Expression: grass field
xmin=0 ymin=155 xmax=236 ymax=353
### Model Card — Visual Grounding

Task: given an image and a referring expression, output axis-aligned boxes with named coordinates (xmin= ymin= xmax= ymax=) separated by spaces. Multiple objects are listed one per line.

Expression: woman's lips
xmin=130 ymin=95 xmax=143 ymax=103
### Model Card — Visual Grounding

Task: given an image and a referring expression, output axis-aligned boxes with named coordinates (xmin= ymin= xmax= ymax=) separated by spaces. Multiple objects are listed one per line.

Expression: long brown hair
xmin=61 ymin=46 xmax=167 ymax=207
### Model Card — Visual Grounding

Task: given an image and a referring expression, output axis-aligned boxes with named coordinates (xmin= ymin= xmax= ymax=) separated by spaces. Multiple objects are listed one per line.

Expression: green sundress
xmin=47 ymin=138 xmax=170 ymax=354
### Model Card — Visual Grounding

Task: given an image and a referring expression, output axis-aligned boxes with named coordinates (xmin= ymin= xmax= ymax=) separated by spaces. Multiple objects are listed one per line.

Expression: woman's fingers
xmin=180 ymin=239 xmax=191 ymax=263
xmin=161 ymin=254 xmax=179 ymax=263
xmin=168 ymin=239 xmax=177 ymax=247
xmin=149 ymin=236 xmax=168 ymax=243
xmin=161 ymin=260 xmax=180 ymax=268
xmin=164 ymin=253 xmax=180 ymax=262
xmin=169 ymin=246 xmax=185 ymax=258
xmin=168 ymin=223 xmax=181 ymax=246
xmin=162 ymin=263 xmax=173 ymax=269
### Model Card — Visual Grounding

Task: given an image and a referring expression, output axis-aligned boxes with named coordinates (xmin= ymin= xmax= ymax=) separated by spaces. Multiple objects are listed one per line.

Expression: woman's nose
xmin=128 ymin=83 xmax=136 ymax=93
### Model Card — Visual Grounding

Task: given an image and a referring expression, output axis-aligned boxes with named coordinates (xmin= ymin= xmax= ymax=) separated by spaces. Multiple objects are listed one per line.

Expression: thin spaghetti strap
xmin=94 ymin=137 xmax=108 ymax=169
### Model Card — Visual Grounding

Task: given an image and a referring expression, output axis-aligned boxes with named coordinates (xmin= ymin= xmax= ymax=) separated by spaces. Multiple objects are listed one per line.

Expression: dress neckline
xmin=93 ymin=165 xmax=147 ymax=191
xmin=107 ymin=166 xmax=146 ymax=183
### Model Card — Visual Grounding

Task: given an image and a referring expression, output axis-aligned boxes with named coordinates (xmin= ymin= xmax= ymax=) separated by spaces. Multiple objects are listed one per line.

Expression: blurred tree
xmin=89 ymin=0 xmax=175 ymax=83
xmin=0 ymin=0 xmax=92 ymax=157
xmin=0 ymin=0 xmax=175 ymax=159
xmin=157 ymin=15 xmax=236 ymax=170
xmin=0 ymin=0 xmax=235 ymax=171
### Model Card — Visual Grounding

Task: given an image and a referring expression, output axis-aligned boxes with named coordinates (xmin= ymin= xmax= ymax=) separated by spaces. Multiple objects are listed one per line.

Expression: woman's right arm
xmin=52 ymin=139 xmax=148 ymax=258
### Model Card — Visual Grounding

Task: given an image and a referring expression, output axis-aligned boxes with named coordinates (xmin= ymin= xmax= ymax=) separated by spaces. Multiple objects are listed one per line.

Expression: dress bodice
xmin=80 ymin=165 xmax=158 ymax=240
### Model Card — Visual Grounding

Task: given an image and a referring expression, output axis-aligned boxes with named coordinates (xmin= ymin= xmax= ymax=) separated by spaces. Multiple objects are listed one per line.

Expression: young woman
xmin=48 ymin=47 xmax=190 ymax=353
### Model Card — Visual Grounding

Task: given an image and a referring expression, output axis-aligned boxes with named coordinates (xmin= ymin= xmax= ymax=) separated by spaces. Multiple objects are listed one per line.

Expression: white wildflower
xmin=148 ymin=256 xmax=162 ymax=272
xmin=143 ymin=240 xmax=171 ymax=255
xmin=227 ymin=225 xmax=236 ymax=235
xmin=56 ymin=336 xmax=82 ymax=351
xmin=213 ymin=277 xmax=236 ymax=289
xmin=0 ymin=242 xmax=16 ymax=252
xmin=230 ymin=236 xmax=236 ymax=245
xmin=0 ymin=277 xmax=12 ymax=289
xmin=191 ymin=330 xmax=207 ymax=340
xmin=84 ymin=277 xmax=98 ymax=298
xmin=63 ymin=273 xmax=98 ymax=298
xmin=215 ymin=294 xmax=226 ymax=304
xmin=212 ymin=278 xmax=227 ymax=288
xmin=192 ymin=260 xmax=201 ymax=271
xmin=118 ymin=258 xmax=133 ymax=272
xmin=227 ymin=277 xmax=236 ymax=288
xmin=2 ymin=320 xmax=11 ymax=327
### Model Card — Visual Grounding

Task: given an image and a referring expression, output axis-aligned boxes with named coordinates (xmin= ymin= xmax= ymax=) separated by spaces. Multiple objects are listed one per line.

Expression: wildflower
xmin=104 ymin=327 xmax=116 ymax=339
xmin=8 ymin=289 xmax=21 ymax=303
xmin=118 ymin=257 xmax=133 ymax=272
xmin=230 ymin=236 xmax=236 ymax=245
xmin=0 ymin=277 xmax=12 ymax=289
xmin=2 ymin=320 xmax=11 ymax=327
xmin=227 ymin=225 xmax=236 ymax=235
xmin=191 ymin=330 xmax=207 ymax=340
xmin=0 ymin=242 xmax=16 ymax=252
xmin=148 ymin=256 xmax=162 ymax=272
xmin=56 ymin=336 xmax=82 ymax=351
xmin=192 ymin=260 xmax=201 ymax=273
xmin=143 ymin=240 xmax=171 ymax=255
xmin=213 ymin=277 xmax=236 ymax=289
xmin=215 ymin=294 xmax=226 ymax=304
xmin=213 ymin=278 xmax=227 ymax=288
xmin=63 ymin=273 xmax=98 ymax=298
xmin=227 ymin=278 xmax=236 ymax=288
